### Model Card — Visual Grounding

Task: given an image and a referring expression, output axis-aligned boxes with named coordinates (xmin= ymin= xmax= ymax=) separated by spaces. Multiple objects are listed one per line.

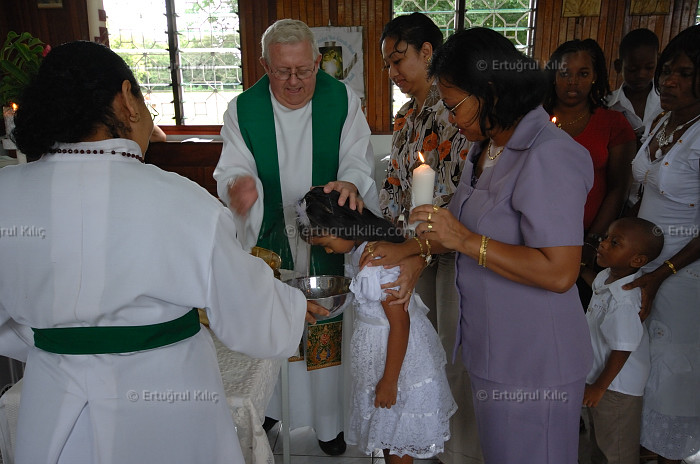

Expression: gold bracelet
xmin=413 ymin=236 xmax=424 ymax=256
xmin=478 ymin=235 xmax=487 ymax=266
xmin=424 ymin=238 xmax=432 ymax=265
xmin=481 ymin=236 xmax=490 ymax=268
xmin=664 ymin=260 xmax=677 ymax=274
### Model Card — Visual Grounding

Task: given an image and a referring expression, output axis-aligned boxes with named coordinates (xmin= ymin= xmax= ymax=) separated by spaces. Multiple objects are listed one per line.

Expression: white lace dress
xmin=345 ymin=243 xmax=457 ymax=458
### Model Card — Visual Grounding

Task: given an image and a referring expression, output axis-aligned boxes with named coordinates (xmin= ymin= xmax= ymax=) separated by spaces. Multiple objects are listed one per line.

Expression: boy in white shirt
xmin=606 ymin=29 xmax=662 ymax=211
xmin=581 ymin=217 xmax=664 ymax=464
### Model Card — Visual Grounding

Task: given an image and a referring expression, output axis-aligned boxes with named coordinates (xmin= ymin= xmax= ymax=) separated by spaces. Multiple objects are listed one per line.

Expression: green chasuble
xmin=236 ymin=71 xmax=346 ymax=277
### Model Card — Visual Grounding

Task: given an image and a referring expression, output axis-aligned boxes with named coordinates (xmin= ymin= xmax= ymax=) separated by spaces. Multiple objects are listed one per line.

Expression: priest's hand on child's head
xmin=322 ymin=180 xmax=364 ymax=213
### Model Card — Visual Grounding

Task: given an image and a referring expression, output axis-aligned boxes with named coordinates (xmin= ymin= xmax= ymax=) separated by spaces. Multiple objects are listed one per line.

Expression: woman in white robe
xmin=0 ymin=41 xmax=322 ymax=464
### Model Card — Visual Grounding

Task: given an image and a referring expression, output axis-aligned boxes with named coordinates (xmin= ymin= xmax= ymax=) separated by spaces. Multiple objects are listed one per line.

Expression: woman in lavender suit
xmin=362 ymin=28 xmax=594 ymax=463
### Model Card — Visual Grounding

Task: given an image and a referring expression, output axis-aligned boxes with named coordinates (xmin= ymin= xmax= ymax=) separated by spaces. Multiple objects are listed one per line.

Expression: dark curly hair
xmin=428 ymin=27 xmax=546 ymax=134
xmin=655 ymin=24 xmax=700 ymax=99
xmin=380 ymin=12 xmax=443 ymax=56
xmin=298 ymin=187 xmax=405 ymax=244
xmin=11 ymin=41 xmax=142 ymax=158
xmin=543 ymin=39 xmax=610 ymax=114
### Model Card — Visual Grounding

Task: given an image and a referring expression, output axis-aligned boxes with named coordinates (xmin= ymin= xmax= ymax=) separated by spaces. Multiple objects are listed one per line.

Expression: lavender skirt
xmin=469 ymin=374 xmax=585 ymax=464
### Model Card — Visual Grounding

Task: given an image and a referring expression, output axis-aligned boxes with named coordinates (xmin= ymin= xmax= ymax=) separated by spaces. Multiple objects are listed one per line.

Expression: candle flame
xmin=418 ymin=152 xmax=425 ymax=163
xmin=10 ymin=102 xmax=18 ymax=111
xmin=551 ymin=116 xmax=557 ymax=124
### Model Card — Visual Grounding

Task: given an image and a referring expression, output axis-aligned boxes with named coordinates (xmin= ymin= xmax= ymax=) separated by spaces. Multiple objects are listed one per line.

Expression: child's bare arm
xmin=375 ymin=295 xmax=410 ymax=409
xmin=583 ymin=350 xmax=631 ymax=407
xmin=579 ymin=264 xmax=597 ymax=287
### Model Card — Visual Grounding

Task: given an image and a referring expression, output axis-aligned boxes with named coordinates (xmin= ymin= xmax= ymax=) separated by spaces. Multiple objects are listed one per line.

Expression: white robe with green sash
xmin=214 ymin=80 xmax=378 ymax=441
xmin=0 ymin=138 xmax=308 ymax=463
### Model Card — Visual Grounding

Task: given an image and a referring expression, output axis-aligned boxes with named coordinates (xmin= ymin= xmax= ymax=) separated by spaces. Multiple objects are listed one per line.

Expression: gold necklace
xmin=555 ymin=110 xmax=588 ymax=128
xmin=487 ymin=139 xmax=505 ymax=160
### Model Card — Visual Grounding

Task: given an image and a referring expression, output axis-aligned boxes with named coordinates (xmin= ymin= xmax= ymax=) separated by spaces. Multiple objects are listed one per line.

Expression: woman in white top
xmin=0 ymin=41 xmax=324 ymax=464
xmin=626 ymin=25 xmax=700 ymax=463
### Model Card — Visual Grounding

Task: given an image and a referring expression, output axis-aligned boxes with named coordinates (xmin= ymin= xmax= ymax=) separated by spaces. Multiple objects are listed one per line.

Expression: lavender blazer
xmin=449 ymin=106 xmax=594 ymax=387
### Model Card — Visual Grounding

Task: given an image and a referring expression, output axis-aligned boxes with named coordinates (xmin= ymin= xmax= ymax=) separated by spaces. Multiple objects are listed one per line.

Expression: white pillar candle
xmin=3 ymin=105 xmax=16 ymax=138
xmin=412 ymin=158 xmax=436 ymax=208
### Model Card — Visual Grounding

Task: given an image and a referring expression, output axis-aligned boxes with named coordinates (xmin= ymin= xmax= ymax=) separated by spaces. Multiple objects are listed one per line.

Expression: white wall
xmin=370 ymin=134 xmax=392 ymax=190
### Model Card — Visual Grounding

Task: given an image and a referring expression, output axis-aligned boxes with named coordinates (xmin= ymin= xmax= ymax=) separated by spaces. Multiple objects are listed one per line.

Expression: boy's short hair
xmin=619 ymin=28 xmax=659 ymax=60
xmin=615 ymin=217 xmax=664 ymax=262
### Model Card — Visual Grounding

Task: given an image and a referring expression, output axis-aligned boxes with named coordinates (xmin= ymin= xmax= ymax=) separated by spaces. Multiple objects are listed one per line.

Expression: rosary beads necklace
xmin=655 ymin=111 xmax=700 ymax=159
xmin=49 ymin=147 xmax=144 ymax=163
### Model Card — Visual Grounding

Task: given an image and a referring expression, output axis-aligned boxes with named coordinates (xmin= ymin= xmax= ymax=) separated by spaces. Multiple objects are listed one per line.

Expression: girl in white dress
xmin=297 ymin=187 xmax=456 ymax=463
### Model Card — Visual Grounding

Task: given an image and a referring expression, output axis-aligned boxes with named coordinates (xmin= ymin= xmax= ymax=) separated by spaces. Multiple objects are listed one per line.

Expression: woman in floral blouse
xmin=378 ymin=13 xmax=480 ymax=464
xmin=380 ymin=16 xmax=471 ymax=221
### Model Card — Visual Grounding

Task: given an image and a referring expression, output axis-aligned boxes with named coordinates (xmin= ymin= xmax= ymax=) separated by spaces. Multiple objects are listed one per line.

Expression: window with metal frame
xmin=389 ymin=0 xmax=537 ymax=115
xmin=103 ymin=0 xmax=241 ymax=126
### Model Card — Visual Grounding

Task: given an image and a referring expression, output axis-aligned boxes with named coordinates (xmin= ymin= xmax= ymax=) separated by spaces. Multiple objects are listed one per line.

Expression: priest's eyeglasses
xmin=269 ymin=64 xmax=317 ymax=81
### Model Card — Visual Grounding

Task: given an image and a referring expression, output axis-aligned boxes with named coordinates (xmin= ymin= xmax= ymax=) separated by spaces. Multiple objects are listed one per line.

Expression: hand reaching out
xmin=227 ymin=176 xmax=258 ymax=216
xmin=305 ymin=300 xmax=329 ymax=324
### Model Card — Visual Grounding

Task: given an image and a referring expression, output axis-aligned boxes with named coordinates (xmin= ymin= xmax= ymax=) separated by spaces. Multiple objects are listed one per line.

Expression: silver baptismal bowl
xmin=286 ymin=275 xmax=352 ymax=320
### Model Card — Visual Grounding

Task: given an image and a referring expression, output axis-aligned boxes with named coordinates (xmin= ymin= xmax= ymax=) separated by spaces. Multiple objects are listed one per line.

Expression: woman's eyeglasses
xmin=442 ymin=94 xmax=471 ymax=117
xmin=270 ymin=64 xmax=317 ymax=81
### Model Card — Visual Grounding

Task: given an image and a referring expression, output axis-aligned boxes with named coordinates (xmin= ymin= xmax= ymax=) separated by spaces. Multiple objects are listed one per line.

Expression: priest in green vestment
xmin=213 ymin=19 xmax=379 ymax=456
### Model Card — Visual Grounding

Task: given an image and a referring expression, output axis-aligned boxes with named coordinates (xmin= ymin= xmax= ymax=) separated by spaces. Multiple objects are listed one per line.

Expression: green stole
xmin=237 ymin=71 xmax=346 ymax=277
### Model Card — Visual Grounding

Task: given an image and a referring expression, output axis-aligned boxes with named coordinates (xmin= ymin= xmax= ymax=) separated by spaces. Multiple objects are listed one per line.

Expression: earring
xmin=129 ymin=113 xmax=141 ymax=123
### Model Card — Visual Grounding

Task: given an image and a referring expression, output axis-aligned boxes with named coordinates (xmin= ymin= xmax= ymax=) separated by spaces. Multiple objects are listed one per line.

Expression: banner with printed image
xmin=311 ymin=26 xmax=364 ymax=100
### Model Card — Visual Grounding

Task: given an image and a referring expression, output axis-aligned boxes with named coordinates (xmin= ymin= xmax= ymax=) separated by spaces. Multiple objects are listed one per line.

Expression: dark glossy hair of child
xmin=543 ymin=38 xmax=610 ymax=114
xmin=615 ymin=217 xmax=664 ymax=264
xmin=298 ymin=187 xmax=405 ymax=245
xmin=618 ymin=28 xmax=659 ymax=62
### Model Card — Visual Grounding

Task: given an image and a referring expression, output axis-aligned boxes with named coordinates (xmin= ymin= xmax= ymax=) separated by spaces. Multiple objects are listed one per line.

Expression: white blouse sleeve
xmin=349 ymin=262 xmax=400 ymax=305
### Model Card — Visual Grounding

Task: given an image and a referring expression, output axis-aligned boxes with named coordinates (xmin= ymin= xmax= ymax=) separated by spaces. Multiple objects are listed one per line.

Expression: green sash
xmin=237 ymin=71 xmax=346 ymax=276
xmin=33 ymin=308 xmax=200 ymax=355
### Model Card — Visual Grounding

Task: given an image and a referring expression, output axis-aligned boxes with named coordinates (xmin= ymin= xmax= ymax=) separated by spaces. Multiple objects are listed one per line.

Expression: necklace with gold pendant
xmin=555 ymin=110 xmax=588 ymax=128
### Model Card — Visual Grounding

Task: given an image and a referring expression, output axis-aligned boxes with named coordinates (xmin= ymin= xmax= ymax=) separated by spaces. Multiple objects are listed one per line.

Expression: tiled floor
xmin=266 ymin=424 xmax=440 ymax=463
xmin=266 ymin=412 xmax=700 ymax=464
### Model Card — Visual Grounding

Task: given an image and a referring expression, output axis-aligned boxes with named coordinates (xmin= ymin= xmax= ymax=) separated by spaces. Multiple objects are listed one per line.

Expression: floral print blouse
xmin=379 ymin=82 xmax=471 ymax=222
